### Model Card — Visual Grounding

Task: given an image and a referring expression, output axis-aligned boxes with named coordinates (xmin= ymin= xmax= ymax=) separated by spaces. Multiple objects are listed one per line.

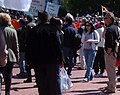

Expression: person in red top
xmin=11 ymin=19 xmax=20 ymax=30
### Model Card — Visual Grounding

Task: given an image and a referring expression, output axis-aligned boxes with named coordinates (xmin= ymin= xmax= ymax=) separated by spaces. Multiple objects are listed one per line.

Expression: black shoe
xmin=77 ymin=67 xmax=84 ymax=70
xmin=117 ymin=78 xmax=120 ymax=82
xmin=33 ymin=84 xmax=38 ymax=87
xmin=16 ymin=73 xmax=27 ymax=78
xmin=5 ymin=92 xmax=10 ymax=95
xmin=23 ymin=79 xmax=32 ymax=83
xmin=99 ymin=86 xmax=108 ymax=91
xmin=116 ymin=72 xmax=120 ymax=75
xmin=102 ymin=89 xmax=115 ymax=94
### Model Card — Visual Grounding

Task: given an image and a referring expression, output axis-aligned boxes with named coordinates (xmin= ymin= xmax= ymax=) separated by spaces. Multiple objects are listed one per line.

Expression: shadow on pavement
xmin=71 ymin=77 xmax=83 ymax=79
xmin=70 ymin=89 xmax=103 ymax=95
xmin=72 ymin=80 xmax=83 ymax=83
xmin=92 ymin=81 xmax=108 ymax=84
xmin=11 ymin=86 xmax=37 ymax=91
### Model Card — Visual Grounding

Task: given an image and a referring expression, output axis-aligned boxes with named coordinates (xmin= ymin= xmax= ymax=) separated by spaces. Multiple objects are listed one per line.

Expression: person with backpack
xmin=62 ymin=15 xmax=78 ymax=77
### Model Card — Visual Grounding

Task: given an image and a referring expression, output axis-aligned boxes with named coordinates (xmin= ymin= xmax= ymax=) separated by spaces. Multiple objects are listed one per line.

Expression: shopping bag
xmin=60 ymin=67 xmax=73 ymax=91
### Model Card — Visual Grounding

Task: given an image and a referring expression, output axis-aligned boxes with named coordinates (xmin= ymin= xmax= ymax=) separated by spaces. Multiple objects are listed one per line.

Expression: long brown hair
xmin=85 ymin=21 xmax=95 ymax=34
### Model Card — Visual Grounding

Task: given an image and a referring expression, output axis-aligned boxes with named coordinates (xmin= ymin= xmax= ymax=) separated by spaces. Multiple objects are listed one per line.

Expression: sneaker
xmin=94 ymin=74 xmax=99 ymax=78
xmin=99 ymin=74 xmax=103 ymax=77
xmin=23 ymin=79 xmax=32 ymax=83
xmin=77 ymin=67 xmax=84 ymax=70
xmin=16 ymin=73 xmax=27 ymax=78
xmin=99 ymin=86 xmax=108 ymax=91
xmin=82 ymin=78 xmax=89 ymax=82
xmin=5 ymin=92 xmax=10 ymax=95
xmin=16 ymin=73 xmax=22 ymax=76
xmin=102 ymin=89 xmax=115 ymax=94
xmin=33 ymin=84 xmax=38 ymax=87
xmin=90 ymin=77 xmax=94 ymax=81
xmin=116 ymin=72 xmax=120 ymax=75
xmin=117 ymin=78 xmax=120 ymax=82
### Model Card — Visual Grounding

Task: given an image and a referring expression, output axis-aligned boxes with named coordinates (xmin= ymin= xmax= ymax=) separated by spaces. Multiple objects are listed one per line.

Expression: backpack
xmin=73 ymin=32 xmax=82 ymax=50
xmin=0 ymin=29 xmax=8 ymax=67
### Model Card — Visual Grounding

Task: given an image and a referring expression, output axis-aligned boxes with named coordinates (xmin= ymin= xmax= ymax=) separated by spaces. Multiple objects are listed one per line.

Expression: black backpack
xmin=73 ymin=33 xmax=82 ymax=50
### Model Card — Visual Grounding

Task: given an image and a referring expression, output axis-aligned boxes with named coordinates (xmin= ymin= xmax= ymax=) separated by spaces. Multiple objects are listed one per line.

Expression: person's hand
xmin=107 ymin=48 xmax=112 ymax=54
xmin=85 ymin=40 xmax=92 ymax=43
xmin=58 ymin=61 xmax=64 ymax=68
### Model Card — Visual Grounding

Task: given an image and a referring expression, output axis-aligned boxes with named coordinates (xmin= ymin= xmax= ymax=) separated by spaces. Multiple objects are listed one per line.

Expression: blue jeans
xmin=84 ymin=49 xmax=97 ymax=81
xmin=18 ymin=52 xmax=26 ymax=74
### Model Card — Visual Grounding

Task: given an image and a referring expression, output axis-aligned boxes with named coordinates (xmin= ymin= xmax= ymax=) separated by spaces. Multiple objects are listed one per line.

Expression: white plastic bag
xmin=60 ymin=67 xmax=73 ymax=91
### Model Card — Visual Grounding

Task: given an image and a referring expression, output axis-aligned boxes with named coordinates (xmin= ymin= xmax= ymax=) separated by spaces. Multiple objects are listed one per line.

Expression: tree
xmin=61 ymin=0 xmax=120 ymax=17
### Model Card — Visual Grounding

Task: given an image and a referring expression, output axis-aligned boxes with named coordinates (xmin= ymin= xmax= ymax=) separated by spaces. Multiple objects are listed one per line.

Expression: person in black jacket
xmin=62 ymin=16 xmax=77 ymax=76
xmin=26 ymin=11 xmax=64 ymax=95
xmin=16 ymin=19 xmax=27 ymax=78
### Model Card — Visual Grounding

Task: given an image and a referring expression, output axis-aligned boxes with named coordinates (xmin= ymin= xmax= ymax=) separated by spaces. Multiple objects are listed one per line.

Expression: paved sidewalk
xmin=1 ymin=66 xmax=120 ymax=95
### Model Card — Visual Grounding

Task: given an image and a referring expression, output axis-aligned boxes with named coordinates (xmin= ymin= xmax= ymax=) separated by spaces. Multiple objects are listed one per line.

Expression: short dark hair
xmin=38 ymin=11 xmax=48 ymax=23
xmin=19 ymin=18 xmax=26 ymax=25
xmin=50 ymin=17 xmax=61 ymax=26
xmin=65 ymin=16 xmax=73 ymax=25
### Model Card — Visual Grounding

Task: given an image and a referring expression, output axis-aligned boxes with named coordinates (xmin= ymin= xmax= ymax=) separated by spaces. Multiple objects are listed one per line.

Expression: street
xmin=1 ymin=65 xmax=120 ymax=95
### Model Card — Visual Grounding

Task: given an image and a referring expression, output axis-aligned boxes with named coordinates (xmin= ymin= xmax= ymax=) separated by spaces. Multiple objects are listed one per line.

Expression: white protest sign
xmin=45 ymin=2 xmax=60 ymax=19
xmin=0 ymin=0 xmax=4 ymax=7
xmin=29 ymin=0 xmax=45 ymax=16
xmin=2 ymin=0 xmax=32 ymax=11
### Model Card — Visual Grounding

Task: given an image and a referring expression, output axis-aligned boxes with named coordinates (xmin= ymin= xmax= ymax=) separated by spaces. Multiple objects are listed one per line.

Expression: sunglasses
xmin=104 ymin=17 xmax=109 ymax=19
xmin=86 ymin=24 xmax=90 ymax=26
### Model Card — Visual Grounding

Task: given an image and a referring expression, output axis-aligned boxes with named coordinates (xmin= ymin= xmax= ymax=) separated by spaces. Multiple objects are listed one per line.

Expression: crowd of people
xmin=0 ymin=9 xmax=120 ymax=95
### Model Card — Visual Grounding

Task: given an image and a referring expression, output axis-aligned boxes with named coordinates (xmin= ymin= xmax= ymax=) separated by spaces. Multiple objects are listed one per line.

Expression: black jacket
xmin=105 ymin=24 xmax=119 ymax=52
xmin=26 ymin=23 xmax=63 ymax=64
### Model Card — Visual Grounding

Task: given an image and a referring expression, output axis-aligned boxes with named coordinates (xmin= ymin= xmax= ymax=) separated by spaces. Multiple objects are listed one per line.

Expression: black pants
xmin=93 ymin=47 xmax=105 ymax=74
xmin=0 ymin=61 xmax=13 ymax=94
xmin=33 ymin=63 xmax=62 ymax=95
xmin=25 ymin=64 xmax=32 ymax=80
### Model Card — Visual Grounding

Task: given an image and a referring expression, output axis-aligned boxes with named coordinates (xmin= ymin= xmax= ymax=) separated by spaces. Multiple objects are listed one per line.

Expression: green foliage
xmin=61 ymin=0 xmax=120 ymax=17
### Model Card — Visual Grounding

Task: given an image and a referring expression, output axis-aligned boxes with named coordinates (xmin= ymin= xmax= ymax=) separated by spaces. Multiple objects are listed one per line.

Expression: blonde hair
xmin=0 ymin=13 xmax=11 ymax=26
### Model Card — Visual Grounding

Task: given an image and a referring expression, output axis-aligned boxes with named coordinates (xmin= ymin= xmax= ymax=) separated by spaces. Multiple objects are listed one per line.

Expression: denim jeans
xmin=18 ymin=52 xmax=26 ymax=74
xmin=84 ymin=49 xmax=97 ymax=81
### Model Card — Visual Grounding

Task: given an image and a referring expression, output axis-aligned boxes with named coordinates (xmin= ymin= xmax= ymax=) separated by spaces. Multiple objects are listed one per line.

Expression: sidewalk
xmin=1 ymin=66 xmax=120 ymax=95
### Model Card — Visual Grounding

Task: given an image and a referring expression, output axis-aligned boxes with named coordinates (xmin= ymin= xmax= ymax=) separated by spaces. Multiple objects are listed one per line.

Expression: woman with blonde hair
xmin=0 ymin=13 xmax=19 ymax=95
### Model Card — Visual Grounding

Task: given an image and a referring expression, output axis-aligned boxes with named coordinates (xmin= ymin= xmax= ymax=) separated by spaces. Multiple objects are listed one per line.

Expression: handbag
xmin=60 ymin=67 xmax=73 ymax=91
